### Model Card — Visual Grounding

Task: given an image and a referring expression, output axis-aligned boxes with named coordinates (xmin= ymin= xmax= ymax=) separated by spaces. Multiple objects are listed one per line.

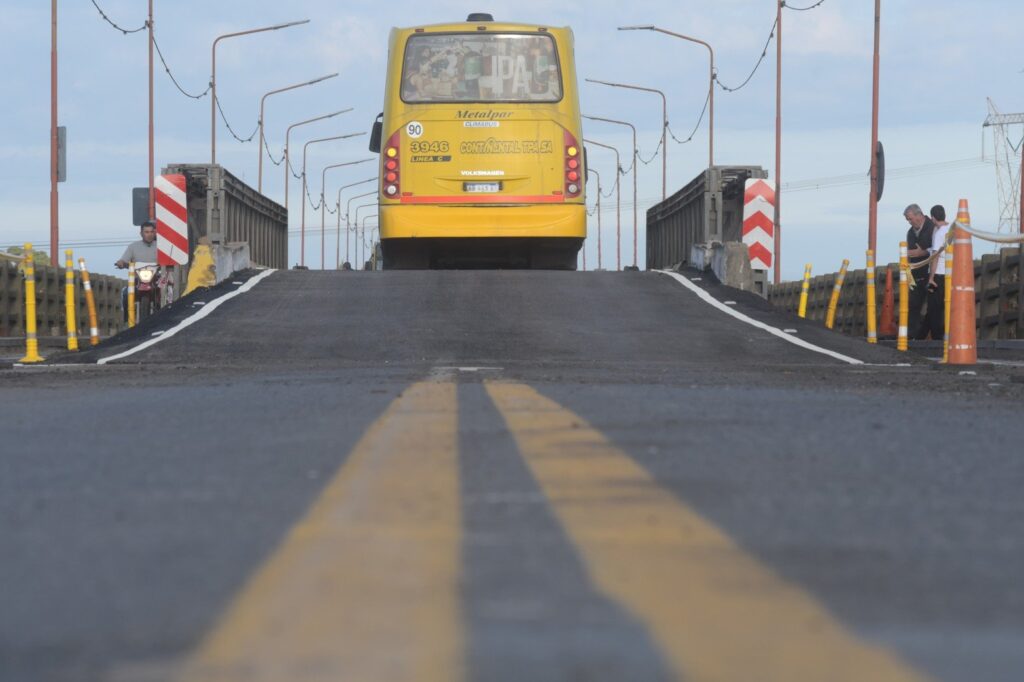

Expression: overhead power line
xmin=215 ymin=95 xmax=259 ymax=144
xmin=152 ymin=34 xmax=211 ymax=99
xmin=785 ymin=0 xmax=827 ymax=11
xmin=668 ymin=91 xmax=711 ymax=144
xmin=637 ymin=138 xmax=663 ymax=166
xmin=89 ymin=0 xmax=146 ymax=34
xmin=716 ymin=0 xmax=829 ymax=93
xmin=716 ymin=18 xmax=777 ymax=93
xmin=89 ymin=2 xmax=212 ymax=101
xmin=783 ymin=157 xmax=993 ymax=193
xmin=261 ymin=129 xmax=287 ymax=166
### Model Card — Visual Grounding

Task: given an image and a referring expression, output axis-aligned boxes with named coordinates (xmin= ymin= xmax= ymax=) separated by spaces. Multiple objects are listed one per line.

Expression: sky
xmin=1 ymin=0 xmax=1021 ymax=279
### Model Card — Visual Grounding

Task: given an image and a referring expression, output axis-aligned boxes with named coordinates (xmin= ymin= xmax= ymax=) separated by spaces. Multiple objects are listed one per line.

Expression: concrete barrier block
xmin=212 ymin=242 xmax=251 ymax=284
xmin=689 ymin=242 xmax=755 ymax=293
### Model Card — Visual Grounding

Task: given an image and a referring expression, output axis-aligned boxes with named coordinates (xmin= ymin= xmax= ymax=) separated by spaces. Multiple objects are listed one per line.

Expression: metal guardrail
xmin=768 ymin=247 xmax=1022 ymax=340
xmin=646 ymin=166 xmax=767 ymax=271
xmin=0 ymin=259 xmax=126 ymax=337
xmin=162 ymin=163 xmax=288 ymax=270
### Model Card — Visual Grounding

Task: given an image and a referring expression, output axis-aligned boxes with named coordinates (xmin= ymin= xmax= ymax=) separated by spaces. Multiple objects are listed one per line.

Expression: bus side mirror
xmin=369 ymin=113 xmax=384 ymax=153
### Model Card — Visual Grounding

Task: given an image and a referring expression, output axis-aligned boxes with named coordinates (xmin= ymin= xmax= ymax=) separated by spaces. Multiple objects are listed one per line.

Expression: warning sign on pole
xmin=742 ymin=179 xmax=775 ymax=271
xmin=155 ymin=174 xmax=189 ymax=266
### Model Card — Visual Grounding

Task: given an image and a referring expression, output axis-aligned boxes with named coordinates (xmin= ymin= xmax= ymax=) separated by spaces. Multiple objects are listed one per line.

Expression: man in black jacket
xmin=904 ymin=204 xmax=935 ymax=339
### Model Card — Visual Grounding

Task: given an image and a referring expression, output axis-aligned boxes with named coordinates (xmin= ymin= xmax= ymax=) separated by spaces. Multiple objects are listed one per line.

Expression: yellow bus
xmin=368 ymin=13 xmax=585 ymax=269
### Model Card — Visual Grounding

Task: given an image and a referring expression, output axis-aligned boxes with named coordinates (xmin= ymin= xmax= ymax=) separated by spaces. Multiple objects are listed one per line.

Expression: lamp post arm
xmin=583 ymin=138 xmax=621 ymax=176
xmin=353 ymin=202 xmax=377 ymax=224
xmin=348 ymin=192 xmax=378 ymax=223
xmin=210 ymin=19 xmax=310 ymax=164
xmin=303 ymin=132 xmax=367 ymax=159
xmin=258 ymin=73 xmax=338 ymax=191
xmin=585 ymin=79 xmax=668 ymax=199
xmin=338 ymin=177 xmax=379 ymax=208
xmin=260 ymin=73 xmax=337 ymax=114
xmin=616 ymin=25 xmax=714 ymax=167
xmin=322 ymin=159 xmax=376 ymax=200
xmin=583 ymin=115 xmax=640 ymax=265
xmin=285 ymin=109 xmax=353 ymax=146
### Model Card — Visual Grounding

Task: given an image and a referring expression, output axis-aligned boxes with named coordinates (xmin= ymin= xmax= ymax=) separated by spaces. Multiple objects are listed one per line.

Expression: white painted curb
xmin=657 ymin=269 xmax=865 ymax=366
xmin=98 ymin=269 xmax=277 ymax=365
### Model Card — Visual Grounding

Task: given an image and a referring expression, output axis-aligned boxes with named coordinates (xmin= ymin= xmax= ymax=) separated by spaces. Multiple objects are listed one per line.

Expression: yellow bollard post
xmin=897 ymin=242 xmax=909 ymax=351
xmin=943 ymin=247 xmax=953 ymax=363
xmin=127 ymin=262 xmax=136 ymax=329
xmin=825 ymin=259 xmax=850 ymax=330
xmin=19 ymin=244 xmax=44 ymax=364
xmin=64 ymin=249 xmax=79 ymax=351
xmin=79 ymin=257 xmax=101 ymax=346
xmin=797 ymin=264 xmax=812 ymax=318
xmin=865 ymin=250 xmax=877 ymax=344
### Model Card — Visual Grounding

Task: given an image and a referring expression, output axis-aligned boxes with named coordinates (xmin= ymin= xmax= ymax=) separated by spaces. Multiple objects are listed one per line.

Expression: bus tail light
xmin=383 ymin=130 xmax=401 ymax=198
xmin=564 ymin=130 xmax=582 ymax=197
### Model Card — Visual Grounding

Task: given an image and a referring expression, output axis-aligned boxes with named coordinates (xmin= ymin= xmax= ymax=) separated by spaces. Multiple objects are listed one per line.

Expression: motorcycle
xmin=132 ymin=262 xmax=170 ymax=322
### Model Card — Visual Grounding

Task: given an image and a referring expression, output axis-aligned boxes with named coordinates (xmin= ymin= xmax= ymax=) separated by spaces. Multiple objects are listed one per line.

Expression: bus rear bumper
xmin=379 ymin=203 xmax=586 ymax=239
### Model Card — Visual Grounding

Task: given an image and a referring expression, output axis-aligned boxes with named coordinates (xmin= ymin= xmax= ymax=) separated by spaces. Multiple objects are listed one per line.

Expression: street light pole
xmin=283 ymin=109 xmax=351 ymax=210
xmin=148 ymin=0 xmax=154 ymax=222
xmin=587 ymin=166 xmax=602 ymax=270
xmin=774 ymin=0 xmax=783 ymax=284
xmin=354 ymin=203 xmax=376 ymax=268
xmin=347 ymin=191 xmax=377 ymax=267
xmin=618 ymin=26 xmax=715 ymax=169
xmin=337 ymin=178 xmax=377 ymax=268
xmin=584 ymin=115 xmax=638 ymax=268
xmin=868 ymin=0 xmax=882 ymax=254
xmin=50 ymin=0 xmax=58 ymax=266
xmin=210 ymin=19 xmax=309 ymax=165
xmin=363 ymin=215 xmax=378 ymax=268
xmin=258 ymin=73 xmax=338 ymax=193
xmin=586 ymin=78 xmax=667 ymax=201
xmin=585 ymin=138 xmax=622 ymax=271
xmin=320 ymin=158 xmax=374 ymax=270
xmin=301 ymin=132 xmax=365 ymax=267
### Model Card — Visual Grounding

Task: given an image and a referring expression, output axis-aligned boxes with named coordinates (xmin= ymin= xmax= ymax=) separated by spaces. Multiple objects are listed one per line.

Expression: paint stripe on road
xmin=486 ymin=381 xmax=931 ymax=682
xmin=657 ymin=269 xmax=865 ymax=365
xmin=177 ymin=381 xmax=463 ymax=682
xmin=98 ymin=269 xmax=277 ymax=365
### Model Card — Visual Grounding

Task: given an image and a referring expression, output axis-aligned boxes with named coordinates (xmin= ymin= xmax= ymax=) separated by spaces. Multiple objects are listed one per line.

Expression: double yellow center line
xmin=179 ymin=380 xmax=931 ymax=682
xmin=179 ymin=382 xmax=462 ymax=682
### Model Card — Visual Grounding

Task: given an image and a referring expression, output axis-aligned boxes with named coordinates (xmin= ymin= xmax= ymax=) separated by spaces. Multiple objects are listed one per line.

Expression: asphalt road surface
xmin=2 ymin=269 xmax=1023 ymax=682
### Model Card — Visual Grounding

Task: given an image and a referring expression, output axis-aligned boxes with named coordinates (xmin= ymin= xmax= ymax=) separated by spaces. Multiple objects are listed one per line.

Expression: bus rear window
xmin=402 ymin=33 xmax=562 ymax=103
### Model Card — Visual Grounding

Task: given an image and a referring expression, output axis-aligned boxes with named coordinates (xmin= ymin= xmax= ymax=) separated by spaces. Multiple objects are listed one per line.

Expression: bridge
xmin=4 ymin=267 xmax=1024 ymax=681
xmin=6 ymin=3 xmax=1024 ymax=679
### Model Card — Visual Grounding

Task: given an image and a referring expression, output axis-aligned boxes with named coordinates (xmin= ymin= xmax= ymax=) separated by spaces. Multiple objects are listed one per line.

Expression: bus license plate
xmin=464 ymin=182 xmax=501 ymax=193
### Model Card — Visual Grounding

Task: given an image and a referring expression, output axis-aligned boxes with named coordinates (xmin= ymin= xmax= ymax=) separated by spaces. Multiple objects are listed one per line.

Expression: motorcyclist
xmin=116 ymin=220 xmax=162 ymax=321
xmin=115 ymin=220 xmax=158 ymax=269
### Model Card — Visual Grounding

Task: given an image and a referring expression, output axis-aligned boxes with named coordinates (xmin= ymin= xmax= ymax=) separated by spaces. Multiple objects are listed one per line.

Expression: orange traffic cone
xmin=878 ymin=265 xmax=896 ymax=338
xmin=948 ymin=199 xmax=977 ymax=365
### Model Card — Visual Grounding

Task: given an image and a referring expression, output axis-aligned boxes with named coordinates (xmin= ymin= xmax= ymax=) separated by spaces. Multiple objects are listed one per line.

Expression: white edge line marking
xmin=98 ymin=269 xmax=276 ymax=365
xmin=657 ymin=270 xmax=864 ymax=366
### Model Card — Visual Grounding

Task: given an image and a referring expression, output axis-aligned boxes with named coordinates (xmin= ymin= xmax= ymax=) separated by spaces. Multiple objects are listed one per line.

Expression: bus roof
xmin=393 ymin=20 xmax=572 ymax=35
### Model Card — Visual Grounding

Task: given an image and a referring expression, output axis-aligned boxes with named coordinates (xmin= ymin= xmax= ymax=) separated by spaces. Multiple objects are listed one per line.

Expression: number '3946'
xmin=410 ymin=140 xmax=450 ymax=153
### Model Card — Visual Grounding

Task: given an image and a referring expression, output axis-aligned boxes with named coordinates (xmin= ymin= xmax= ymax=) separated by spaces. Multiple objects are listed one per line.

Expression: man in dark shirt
xmin=904 ymin=204 xmax=935 ymax=339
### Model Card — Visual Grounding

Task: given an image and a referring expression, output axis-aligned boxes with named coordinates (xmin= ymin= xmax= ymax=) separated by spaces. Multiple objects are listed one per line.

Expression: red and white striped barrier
xmin=742 ymin=179 xmax=775 ymax=271
xmin=155 ymin=174 xmax=189 ymax=266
